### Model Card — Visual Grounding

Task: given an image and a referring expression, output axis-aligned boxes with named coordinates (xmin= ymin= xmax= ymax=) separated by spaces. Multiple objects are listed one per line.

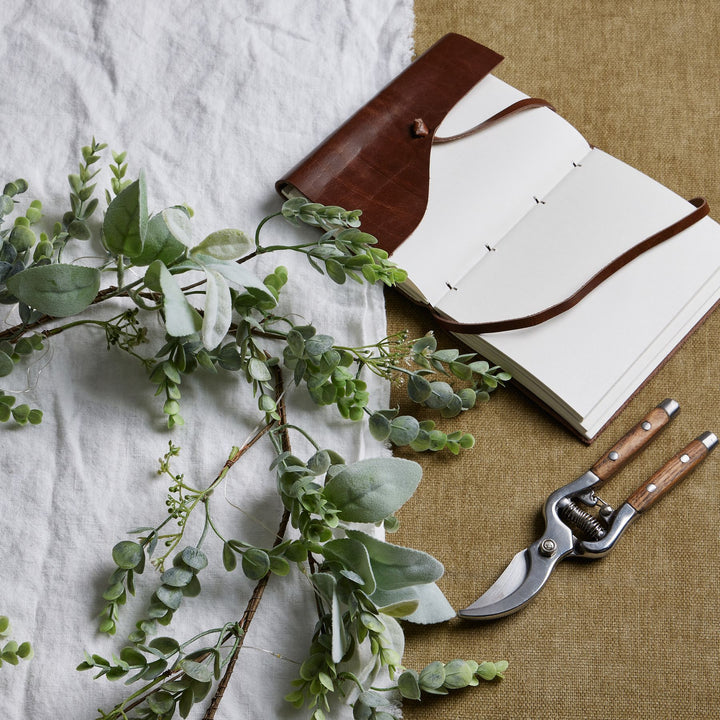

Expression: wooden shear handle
xmin=591 ymin=399 xmax=679 ymax=484
xmin=626 ymin=433 xmax=717 ymax=513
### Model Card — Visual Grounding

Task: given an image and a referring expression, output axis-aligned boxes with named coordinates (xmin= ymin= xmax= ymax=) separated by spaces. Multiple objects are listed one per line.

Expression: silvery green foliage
xmin=0 ymin=141 xmax=509 ymax=451
xmin=85 ymin=439 xmax=496 ymax=720
xmin=0 ymin=141 xmax=510 ymax=718
xmin=0 ymin=616 xmax=33 ymax=668
xmin=78 ymin=623 xmax=244 ymax=716
xmin=351 ymin=659 xmax=508 ymax=719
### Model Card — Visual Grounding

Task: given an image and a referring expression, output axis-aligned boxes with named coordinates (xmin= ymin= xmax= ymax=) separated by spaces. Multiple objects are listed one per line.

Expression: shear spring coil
xmin=558 ymin=499 xmax=606 ymax=540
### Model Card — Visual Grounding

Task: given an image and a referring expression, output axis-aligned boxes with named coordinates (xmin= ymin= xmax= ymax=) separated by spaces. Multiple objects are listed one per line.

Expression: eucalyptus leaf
xmin=322 ymin=457 xmax=422 ymax=523
xmin=407 ymin=374 xmax=432 ymax=403
xmin=102 ymin=173 xmax=148 ymax=258
xmin=368 ymin=413 xmax=391 ymax=442
xmin=388 ymin=415 xmax=420 ymax=446
xmin=162 ymin=206 xmax=193 ymax=247
xmin=397 ymin=669 xmax=422 ymax=700
xmin=0 ymin=351 xmax=13 ymax=377
xmin=248 ymin=357 xmax=272 ymax=382
xmin=241 ymin=548 xmax=270 ymax=581
xmin=179 ymin=546 xmax=208 ymax=571
xmin=347 ymin=530 xmax=444 ymax=590
xmin=6 ymin=264 xmax=100 ymax=317
xmin=149 ymin=636 xmax=181 ymax=656
xmin=156 ymin=585 xmax=183 ymax=610
xmin=180 ymin=657 xmax=213 ymax=683
xmin=112 ymin=541 xmax=144 ymax=570
xmin=146 ymin=690 xmax=175 ymax=715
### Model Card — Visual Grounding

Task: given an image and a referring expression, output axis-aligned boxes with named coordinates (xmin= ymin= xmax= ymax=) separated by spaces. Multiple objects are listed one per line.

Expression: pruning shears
xmin=459 ymin=399 xmax=717 ymax=620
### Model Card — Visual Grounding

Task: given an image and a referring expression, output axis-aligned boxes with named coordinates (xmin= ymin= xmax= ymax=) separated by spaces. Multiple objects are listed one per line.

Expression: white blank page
xmin=391 ymin=74 xmax=591 ymax=306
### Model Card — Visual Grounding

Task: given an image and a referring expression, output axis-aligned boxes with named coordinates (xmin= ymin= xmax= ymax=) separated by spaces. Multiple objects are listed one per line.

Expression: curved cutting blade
xmin=459 ymin=539 xmax=571 ymax=620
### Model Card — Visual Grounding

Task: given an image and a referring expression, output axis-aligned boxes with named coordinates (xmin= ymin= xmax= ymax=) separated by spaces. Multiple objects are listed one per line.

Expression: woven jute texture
xmin=389 ymin=2 xmax=720 ymax=718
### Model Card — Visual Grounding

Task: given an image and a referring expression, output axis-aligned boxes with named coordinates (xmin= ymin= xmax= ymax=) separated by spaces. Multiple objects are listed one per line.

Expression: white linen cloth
xmin=0 ymin=2 xmax=413 ymax=718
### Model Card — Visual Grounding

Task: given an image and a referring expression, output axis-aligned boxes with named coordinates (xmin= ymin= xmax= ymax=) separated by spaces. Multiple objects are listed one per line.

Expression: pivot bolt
xmin=540 ymin=539 xmax=557 ymax=557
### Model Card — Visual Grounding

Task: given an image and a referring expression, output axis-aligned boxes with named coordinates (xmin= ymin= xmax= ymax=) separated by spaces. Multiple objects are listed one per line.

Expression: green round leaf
xmin=407 ymin=374 xmax=432 ymax=403
xmin=419 ymin=660 xmax=446 ymax=690
xmin=443 ymin=659 xmax=475 ymax=689
xmin=180 ymin=546 xmax=208 ymax=571
xmin=156 ymin=584 xmax=184 ymax=610
xmin=160 ymin=566 xmax=193 ymax=587
xmin=368 ymin=412 xmax=391 ymax=442
xmin=241 ymin=548 xmax=270 ymax=581
xmin=423 ymin=381 xmax=454 ymax=409
xmin=397 ymin=669 xmax=422 ymax=700
xmin=149 ymin=636 xmax=181 ymax=657
xmin=222 ymin=542 xmax=237 ymax=572
xmin=0 ymin=351 xmax=14 ymax=377
xmin=146 ymin=690 xmax=175 ymax=715
xmin=112 ymin=541 xmax=144 ymax=570
xmin=68 ymin=218 xmax=91 ymax=240
xmin=248 ymin=357 xmax=272 ymax=382
xmin=180 ymin=658 xmax=213 ymax=683
xmin=388 ymin=415 xmax=420 ymax=446
xmin=9 ymin=225 xmax=35 ymax=252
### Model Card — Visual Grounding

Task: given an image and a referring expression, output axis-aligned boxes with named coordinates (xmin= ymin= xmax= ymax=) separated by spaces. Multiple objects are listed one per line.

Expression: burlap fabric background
xmin=390 ymin=2 xmax=720 ymax=718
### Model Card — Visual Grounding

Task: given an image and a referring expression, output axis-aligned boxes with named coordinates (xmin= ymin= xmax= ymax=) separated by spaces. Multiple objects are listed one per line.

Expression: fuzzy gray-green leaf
xmin=6 ymin=264 xmax=100 ymax=317
xmin=158 ymin=262 xmax=202 ymax=337
xmin=347 ymin=530 xmax=444 ymax=590
xmin=322 ymin=457 xmax=421 ymax=523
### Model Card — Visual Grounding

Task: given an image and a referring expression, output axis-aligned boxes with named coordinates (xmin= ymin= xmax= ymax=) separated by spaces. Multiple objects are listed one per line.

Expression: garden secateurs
xmin=459 ymin=399 xmax=717 ymax=620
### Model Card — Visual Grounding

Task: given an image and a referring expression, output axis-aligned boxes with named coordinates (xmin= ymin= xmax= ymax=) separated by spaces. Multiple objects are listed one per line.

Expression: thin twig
xmin=202 ymin=368 xmax=291 ymax=720
xmin=111 ymin=410 xmax=280 ymax=718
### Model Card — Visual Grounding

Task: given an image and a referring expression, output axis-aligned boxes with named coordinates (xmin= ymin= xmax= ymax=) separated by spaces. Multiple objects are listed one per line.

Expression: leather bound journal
xmin=277 ymin=33 xmax=720 ymax=442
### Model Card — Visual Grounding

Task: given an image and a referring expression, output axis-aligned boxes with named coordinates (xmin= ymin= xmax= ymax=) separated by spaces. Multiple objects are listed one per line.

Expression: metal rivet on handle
xmin=609 ymin=451 xmax=619 ymax=461
xmin=647 ymin=483 xmax=657 ymax=493
xmin=642 ymin=421 xmax=652 ymax=431
xmin=680 ymin=454 xmax=690 ymax=463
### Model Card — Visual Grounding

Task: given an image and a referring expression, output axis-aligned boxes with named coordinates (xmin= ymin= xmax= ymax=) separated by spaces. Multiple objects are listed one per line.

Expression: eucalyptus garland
xmin=0 ymin=141 xmax=510 ymax=719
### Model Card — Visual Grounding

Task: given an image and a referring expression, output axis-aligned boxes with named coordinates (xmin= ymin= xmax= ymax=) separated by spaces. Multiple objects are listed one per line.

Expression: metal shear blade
xmin=459 ymin=399 xmax=717 ymax=621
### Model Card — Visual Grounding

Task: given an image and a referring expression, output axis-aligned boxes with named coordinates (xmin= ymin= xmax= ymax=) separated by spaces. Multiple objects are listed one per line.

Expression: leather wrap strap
xmin=432 ymin=196 xmax=710 ymax=334
xmin=432 ymin=97 xmax=556 ymax=144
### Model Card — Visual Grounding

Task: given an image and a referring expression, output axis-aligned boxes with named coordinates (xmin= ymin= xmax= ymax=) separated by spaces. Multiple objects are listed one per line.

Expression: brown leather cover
xmin=277 ymin=32 xmax=711 ymax=339
xmin=275 ymin=33 xmax=503 ymax=254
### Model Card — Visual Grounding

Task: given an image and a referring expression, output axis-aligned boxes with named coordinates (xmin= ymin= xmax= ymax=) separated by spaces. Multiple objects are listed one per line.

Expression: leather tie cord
xmin=432 ymin=97 xmax=556 ymax=144
xmin=431 ymin=196 xmax=710 ymax=335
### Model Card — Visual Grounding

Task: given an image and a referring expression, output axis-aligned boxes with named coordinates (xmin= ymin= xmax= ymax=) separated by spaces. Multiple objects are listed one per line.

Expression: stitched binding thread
xmin=431 ymin=197 xmax=710 ymax=334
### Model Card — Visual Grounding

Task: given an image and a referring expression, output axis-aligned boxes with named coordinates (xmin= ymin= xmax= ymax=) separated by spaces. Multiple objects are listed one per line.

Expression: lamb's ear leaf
xmin=321 ymin=457 xmax=422 ymax=523
xmin=157 ymin=262 xmax=202 ymax=337
xmin=6 ymin=264 xmax=100 ymax=317
xmin=200 ymin=268 xmax=231 ymax=350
